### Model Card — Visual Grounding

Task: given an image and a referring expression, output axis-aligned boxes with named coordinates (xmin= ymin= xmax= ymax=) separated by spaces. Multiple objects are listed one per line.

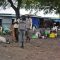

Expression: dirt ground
xmin=0 ymin=38 xmax=60 ymax=60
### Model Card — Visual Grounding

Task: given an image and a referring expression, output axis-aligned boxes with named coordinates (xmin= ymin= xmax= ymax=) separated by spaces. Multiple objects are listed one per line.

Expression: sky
xmin=0 ymin=7 xmax=59 ymax=18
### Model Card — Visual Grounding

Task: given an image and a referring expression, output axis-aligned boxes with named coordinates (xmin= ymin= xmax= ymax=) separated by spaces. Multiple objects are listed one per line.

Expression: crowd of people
xmin=10 ymin=15 xmax=59 ymax=48
xmin=32 ymin=22 xmax=58 ymax=39
xmin=11 ymin=15 xmax=32 ymax=48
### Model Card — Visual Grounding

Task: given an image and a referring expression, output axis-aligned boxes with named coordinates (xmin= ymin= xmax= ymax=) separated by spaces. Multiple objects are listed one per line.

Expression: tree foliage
xmin=36 ymin=0 xmax=60 ymax=14
xmin=0 ymin=0 xmax=60 ymax=18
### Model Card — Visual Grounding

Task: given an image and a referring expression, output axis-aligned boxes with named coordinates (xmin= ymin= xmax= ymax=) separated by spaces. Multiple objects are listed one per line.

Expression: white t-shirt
xmin=35 ymin=32 xmax=41 ymax=37
xmin=13 ymin=19 xmax=19 ymax=28
xmin=13 ymin=24 xmax=19 ymax=28
xmin=26 ymin=18 xmax=32 ymax=29
xmin=52 ymin=26 xmax=58 ymax=32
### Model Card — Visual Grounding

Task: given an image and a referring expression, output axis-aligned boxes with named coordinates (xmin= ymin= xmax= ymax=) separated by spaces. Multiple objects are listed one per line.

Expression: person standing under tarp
xmin=18 ymin=15 xmax=26 ymax=48
xmin=25 ymin=16 xmax=32 ymax=42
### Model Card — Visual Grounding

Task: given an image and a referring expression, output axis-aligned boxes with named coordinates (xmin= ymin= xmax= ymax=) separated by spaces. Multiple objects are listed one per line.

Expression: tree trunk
xmin=15 ymin=8 xmax=20 ymax=19
xmin=8 ymin=0 xmax=20 ymax=19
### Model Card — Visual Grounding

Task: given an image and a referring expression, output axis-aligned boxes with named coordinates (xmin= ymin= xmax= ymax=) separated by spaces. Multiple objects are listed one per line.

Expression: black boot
xmin=21 ymin=42 xmax=24 ymax=48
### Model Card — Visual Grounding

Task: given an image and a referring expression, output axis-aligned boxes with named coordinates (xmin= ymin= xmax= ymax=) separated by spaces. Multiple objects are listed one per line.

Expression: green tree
xmin=36 ymin=0 xmax=60 ymax=14
xmin=0 ymin=0 xmax=60 ymax=19
xmin=0 ymin=0 xmax=38 ymax=19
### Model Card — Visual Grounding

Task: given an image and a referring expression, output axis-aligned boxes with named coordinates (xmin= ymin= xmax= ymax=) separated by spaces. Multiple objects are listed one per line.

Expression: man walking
xmin=18 ymin=15 xmax=26 ymax=48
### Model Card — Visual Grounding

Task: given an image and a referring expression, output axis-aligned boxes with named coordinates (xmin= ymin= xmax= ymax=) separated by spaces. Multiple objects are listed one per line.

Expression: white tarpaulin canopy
xmin=0 ymin=7 xmax=59 ymax=18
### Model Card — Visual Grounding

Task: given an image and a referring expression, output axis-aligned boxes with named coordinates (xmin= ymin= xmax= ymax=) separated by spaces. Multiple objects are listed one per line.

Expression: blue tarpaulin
xmin=54 ymin=19 xmax=60 ymax=22
xmin=32 ymin=17 xmax=40 ymax=28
